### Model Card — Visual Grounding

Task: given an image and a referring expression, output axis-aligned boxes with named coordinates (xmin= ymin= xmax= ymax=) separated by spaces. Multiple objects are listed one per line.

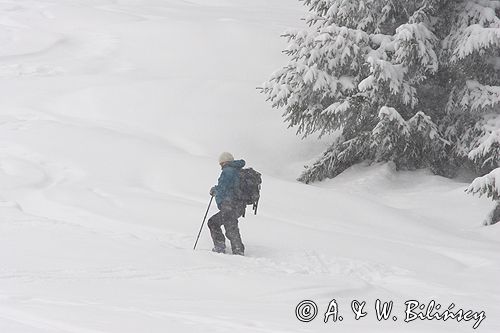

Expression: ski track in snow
xmin=0 ymin=0 xmax=499 ymax=332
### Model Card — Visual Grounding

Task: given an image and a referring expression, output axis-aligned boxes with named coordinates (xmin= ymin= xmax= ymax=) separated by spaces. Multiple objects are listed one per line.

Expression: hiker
xmin=208 ymin=152 xmax=246 ymax=255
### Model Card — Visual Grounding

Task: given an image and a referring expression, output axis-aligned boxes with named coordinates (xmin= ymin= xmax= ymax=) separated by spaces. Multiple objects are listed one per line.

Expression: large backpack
xmin=236 ymin=168 xmax=262 ymax=216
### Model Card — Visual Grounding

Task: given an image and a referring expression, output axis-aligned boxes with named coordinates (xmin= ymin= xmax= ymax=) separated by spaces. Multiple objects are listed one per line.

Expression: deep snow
xmin=0 ymin=1 xmax=499 ymax=332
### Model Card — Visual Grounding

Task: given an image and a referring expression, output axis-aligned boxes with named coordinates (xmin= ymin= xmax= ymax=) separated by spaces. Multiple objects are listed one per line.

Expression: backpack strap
xmin=253 ymin=199 xmax=259 ymax=215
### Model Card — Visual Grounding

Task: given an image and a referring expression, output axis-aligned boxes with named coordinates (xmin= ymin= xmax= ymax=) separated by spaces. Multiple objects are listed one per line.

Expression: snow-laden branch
xmin=466 ymin=168 xmax=500 ymax=200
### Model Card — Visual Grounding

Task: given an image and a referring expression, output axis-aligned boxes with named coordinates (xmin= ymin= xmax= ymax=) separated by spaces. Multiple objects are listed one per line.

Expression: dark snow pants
xmin=207 ymin=202 xmax=245 ymax=254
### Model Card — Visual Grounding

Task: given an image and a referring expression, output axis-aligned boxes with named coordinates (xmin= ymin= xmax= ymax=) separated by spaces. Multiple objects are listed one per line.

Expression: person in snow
xmin=208 ymin=152 xmax=245 ymax=255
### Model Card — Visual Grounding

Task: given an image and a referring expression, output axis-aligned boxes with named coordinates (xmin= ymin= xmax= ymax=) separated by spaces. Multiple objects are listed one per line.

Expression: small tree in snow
xmin=466 ymin=168 xmax=500 ymax=225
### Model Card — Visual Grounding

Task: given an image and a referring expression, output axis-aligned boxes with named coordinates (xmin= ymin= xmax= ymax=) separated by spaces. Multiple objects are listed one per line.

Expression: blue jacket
xmin=212 ymin=160 xmax=245 ymax=208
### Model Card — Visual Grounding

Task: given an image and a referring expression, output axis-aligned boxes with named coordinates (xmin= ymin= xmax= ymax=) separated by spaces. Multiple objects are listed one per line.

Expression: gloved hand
xmin=210 ymin=186 xmax=216 ymax=196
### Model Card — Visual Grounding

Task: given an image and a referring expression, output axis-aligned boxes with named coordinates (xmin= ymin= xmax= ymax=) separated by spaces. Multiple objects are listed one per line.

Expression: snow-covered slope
xmin=0 ymin=1 xmax=499 ymax=332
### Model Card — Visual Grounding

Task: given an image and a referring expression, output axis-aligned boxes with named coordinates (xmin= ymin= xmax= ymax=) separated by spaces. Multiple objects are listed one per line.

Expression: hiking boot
xmin=232 ymin=249 xmax=244 ymax=256
xmin=212 ymin=246 xmax=226 ymax=254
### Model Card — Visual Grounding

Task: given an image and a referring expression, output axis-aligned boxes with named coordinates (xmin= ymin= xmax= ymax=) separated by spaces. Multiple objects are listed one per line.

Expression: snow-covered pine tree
xmin=261 ymin=0 xmax=500 ymax=183
xmin=442 ymin=1 xmax=500 ymax=175
xmin=466 ymin=167 xmax=500 ymax=225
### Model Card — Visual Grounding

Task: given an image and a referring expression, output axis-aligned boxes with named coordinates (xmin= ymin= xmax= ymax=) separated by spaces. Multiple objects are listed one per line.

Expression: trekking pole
xmin=193 ymin=195 xmax=214 ymax=250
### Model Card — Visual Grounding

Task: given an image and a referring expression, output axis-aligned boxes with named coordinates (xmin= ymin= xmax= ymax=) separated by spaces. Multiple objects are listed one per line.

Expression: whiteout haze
xmin=0 ymin=1 xmax=498 ymax=333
